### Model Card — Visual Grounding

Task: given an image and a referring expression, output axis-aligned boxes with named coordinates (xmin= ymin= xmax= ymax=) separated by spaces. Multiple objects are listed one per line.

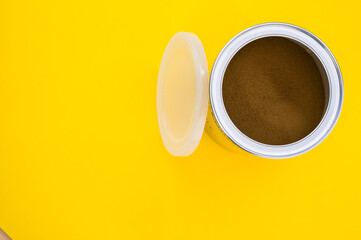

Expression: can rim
xmin=209 ymin=22 xmax=344 ymax=159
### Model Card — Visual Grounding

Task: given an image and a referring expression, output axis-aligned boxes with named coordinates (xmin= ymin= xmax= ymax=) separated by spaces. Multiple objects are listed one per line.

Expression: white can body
xmin=208 ymin=23 xmax=343 ymax=159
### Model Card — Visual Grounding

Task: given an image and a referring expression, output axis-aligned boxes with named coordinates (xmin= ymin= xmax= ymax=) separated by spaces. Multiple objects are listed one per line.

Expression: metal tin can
xmin=207 ymin=23 xmax=343 ymax=158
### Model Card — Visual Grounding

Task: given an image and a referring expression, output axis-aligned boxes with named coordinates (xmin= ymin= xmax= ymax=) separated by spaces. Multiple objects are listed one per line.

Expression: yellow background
xmin=0 ymin=0 xmax=360 ymax=239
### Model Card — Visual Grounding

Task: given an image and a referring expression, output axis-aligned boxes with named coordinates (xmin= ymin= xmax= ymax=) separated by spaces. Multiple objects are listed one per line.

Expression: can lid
xmin=157 ymin=32 xmax=209 ymax=156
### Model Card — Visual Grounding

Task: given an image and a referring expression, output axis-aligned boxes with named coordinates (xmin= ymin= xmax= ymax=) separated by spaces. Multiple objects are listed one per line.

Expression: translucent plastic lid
xmin=157 ymin=32 xmax=209 ymax=156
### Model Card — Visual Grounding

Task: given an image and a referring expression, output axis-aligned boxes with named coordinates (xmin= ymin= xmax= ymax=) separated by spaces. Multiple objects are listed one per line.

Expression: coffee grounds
xmin=222 ymin=37 xmax=326 ymax=145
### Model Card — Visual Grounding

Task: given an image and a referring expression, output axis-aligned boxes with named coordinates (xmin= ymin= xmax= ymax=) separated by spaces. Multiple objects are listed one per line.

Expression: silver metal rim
xmin=210 ymin=23 xmax=344 ymax=159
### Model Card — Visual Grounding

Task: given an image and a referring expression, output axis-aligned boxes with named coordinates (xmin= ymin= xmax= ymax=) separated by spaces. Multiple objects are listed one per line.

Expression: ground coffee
xmin=222 ymin=37 xmax=326 ymax=145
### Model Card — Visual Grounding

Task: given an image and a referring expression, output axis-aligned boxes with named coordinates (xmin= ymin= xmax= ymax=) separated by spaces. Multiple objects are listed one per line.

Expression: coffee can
xmin=157 ymin=22 xmax=343 ymax=158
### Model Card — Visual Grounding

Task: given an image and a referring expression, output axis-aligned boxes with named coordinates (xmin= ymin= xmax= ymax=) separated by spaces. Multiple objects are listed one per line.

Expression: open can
xmin=157 ymin=22 xmax=343 ymax=159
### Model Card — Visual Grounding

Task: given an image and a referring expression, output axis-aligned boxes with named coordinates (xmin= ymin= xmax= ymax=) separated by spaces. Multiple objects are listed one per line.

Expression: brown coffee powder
xmin=222 ymin=37 xmax=326 ymax=145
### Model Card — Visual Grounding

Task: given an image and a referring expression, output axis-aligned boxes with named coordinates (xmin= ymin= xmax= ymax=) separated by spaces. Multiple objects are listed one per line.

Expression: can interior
xmin=298 ymin=40 xmax=330 ymax=115
xmin=222 ymin=36 xmax=330 ymax=146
